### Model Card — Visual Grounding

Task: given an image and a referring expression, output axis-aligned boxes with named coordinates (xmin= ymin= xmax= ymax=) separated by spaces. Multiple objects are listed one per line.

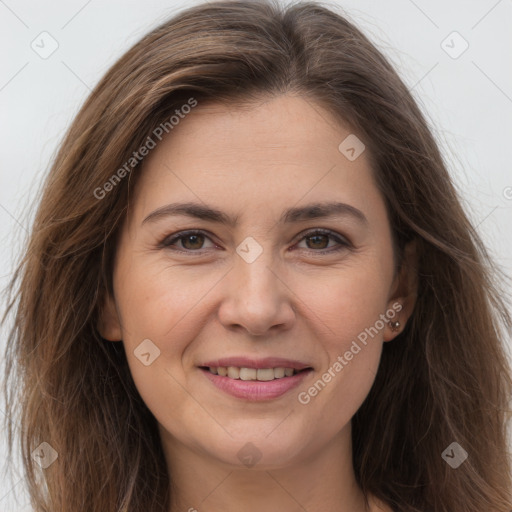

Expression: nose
xmin=217 ymin=246 xmax=296 ymax=336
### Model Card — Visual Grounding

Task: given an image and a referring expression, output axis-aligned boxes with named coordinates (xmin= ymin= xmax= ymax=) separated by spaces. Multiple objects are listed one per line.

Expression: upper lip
xmin=200 ymin=357 xmax=313 ymax=370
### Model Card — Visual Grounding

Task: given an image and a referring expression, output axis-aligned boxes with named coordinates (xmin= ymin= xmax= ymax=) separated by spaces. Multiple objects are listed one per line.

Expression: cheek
xmin=292 ymin=258 xmax=391 ymax=423
xmin=295 ymin=310 xmax=384 ymax=446
xmin=114 ymin=257 xmax=218 ymax=347
xmin=297 ymin=254 xmax=392 ymax=343
xmin=112 ymin=260 xmax=215 ymax=409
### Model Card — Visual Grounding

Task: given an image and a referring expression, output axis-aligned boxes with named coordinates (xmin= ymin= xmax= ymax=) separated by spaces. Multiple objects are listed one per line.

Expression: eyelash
xmin=159 ymin=228 xmax=352 ymax=255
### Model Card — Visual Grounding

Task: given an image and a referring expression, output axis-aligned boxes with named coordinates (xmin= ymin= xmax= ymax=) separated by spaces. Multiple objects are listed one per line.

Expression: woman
xmin=3 ymin=1 xmax=511 ymax=511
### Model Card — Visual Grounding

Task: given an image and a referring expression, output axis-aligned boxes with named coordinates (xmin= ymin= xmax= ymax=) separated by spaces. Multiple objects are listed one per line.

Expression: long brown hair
xmin=3 ymin=1 xmax=511 ymax=511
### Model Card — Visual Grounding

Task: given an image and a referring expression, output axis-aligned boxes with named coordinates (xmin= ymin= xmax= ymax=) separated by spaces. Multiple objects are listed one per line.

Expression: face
xmin=99 ymin=94 xmax=416 ymax=470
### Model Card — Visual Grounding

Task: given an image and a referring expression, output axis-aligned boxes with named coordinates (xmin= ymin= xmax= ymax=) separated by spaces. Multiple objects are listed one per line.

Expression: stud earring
xmin=389 ymin=320 xmax=401 ymax=332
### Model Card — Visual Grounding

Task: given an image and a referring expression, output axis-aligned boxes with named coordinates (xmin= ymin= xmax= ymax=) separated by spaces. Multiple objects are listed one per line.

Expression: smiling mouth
xmin=199 ymin=366 xmax=312 ymax=381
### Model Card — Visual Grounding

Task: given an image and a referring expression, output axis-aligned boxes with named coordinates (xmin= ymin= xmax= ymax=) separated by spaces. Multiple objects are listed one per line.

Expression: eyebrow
xmin=142 ymin=201 xmax=368 ymax=227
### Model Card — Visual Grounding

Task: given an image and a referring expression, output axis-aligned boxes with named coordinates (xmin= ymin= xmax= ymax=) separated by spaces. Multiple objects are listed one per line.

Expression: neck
xmin=161 ymin=423 xmax=372 ymax=512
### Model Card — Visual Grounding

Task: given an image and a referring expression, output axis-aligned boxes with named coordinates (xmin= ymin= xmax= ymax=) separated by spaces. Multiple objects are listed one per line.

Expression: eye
xmin=160 ymin=230 xmax=218 ymax=253
xmin=294 ymin=229 xmax=351 ymax=253
xmin=160 ymin=228 xmax=351 ymax=255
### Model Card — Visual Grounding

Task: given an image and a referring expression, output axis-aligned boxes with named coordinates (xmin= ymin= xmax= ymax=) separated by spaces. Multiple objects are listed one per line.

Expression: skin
xmin=99 ymin=94 xmax=417 ymax=512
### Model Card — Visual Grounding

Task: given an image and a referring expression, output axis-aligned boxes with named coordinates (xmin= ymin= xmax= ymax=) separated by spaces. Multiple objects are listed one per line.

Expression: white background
xmin=1 ymin=0 xmax=511 ymax=509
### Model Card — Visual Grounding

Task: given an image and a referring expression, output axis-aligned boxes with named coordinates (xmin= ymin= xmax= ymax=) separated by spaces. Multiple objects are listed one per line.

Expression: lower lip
xmin=200 ymin=368 xmax=312 ymax=401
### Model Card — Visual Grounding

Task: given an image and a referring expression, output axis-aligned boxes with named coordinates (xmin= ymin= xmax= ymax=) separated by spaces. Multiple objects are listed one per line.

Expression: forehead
xmin=128 ymin=94 xmax=386 ymax=229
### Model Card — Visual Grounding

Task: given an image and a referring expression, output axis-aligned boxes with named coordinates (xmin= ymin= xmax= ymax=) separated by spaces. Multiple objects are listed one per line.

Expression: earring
xmin=389 ymin=320 xmax=401 ymax=332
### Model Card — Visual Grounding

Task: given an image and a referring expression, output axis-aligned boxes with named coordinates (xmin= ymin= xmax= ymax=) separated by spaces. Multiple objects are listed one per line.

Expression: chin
xmin=197 ymin=428 xmax=310 ymax=470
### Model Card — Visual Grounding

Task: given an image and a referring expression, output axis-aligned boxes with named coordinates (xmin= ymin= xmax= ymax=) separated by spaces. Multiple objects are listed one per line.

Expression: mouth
xmin=198 ymin=364 xmax=314 ymax=401
xmin=199 ymin=365 xmax=311 ymax=381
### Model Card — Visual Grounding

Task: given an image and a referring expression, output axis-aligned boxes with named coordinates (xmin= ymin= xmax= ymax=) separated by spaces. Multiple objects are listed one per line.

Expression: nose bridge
xmin=234 ymin=236 xmax=280 ymax=301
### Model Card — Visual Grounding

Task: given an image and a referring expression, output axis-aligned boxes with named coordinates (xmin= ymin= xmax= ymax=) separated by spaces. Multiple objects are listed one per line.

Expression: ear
xmin=97 ymin=290 xmax=123 ymax=342
xmin=383 ymin=239 xmax=418 ymax=342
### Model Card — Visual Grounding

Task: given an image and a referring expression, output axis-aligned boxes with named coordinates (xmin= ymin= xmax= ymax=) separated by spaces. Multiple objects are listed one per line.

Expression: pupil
xmin=183 ymin=234 xmax=203 ymax=250
xmin=308 ymin=234 xmax=328 ymax=249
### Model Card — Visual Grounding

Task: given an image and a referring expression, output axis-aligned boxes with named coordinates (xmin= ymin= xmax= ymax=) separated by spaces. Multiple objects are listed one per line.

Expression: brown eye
xmin=295 ymin=229 xmax=351 ymax=253
xmin=180 ymin=233 xmax=205 ymax=250
xmin=161 ymin=230 xmax=217 ymax=253
xmin=305 ymin=233 xmax=330 ymax=249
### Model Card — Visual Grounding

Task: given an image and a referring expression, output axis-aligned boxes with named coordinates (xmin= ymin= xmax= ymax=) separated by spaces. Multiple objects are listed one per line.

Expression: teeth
xmin=256 ymin=368 xmax=275 ymax=381
xmin=239 ymin=368 xmax=257 ymax=380
xmin=274 ymin=367 xmax=285 ymax=378
xmin=227 ymin=366 xmax=240 ymax=379
xmin=207 ymin=366 xmax=302 ymax=381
